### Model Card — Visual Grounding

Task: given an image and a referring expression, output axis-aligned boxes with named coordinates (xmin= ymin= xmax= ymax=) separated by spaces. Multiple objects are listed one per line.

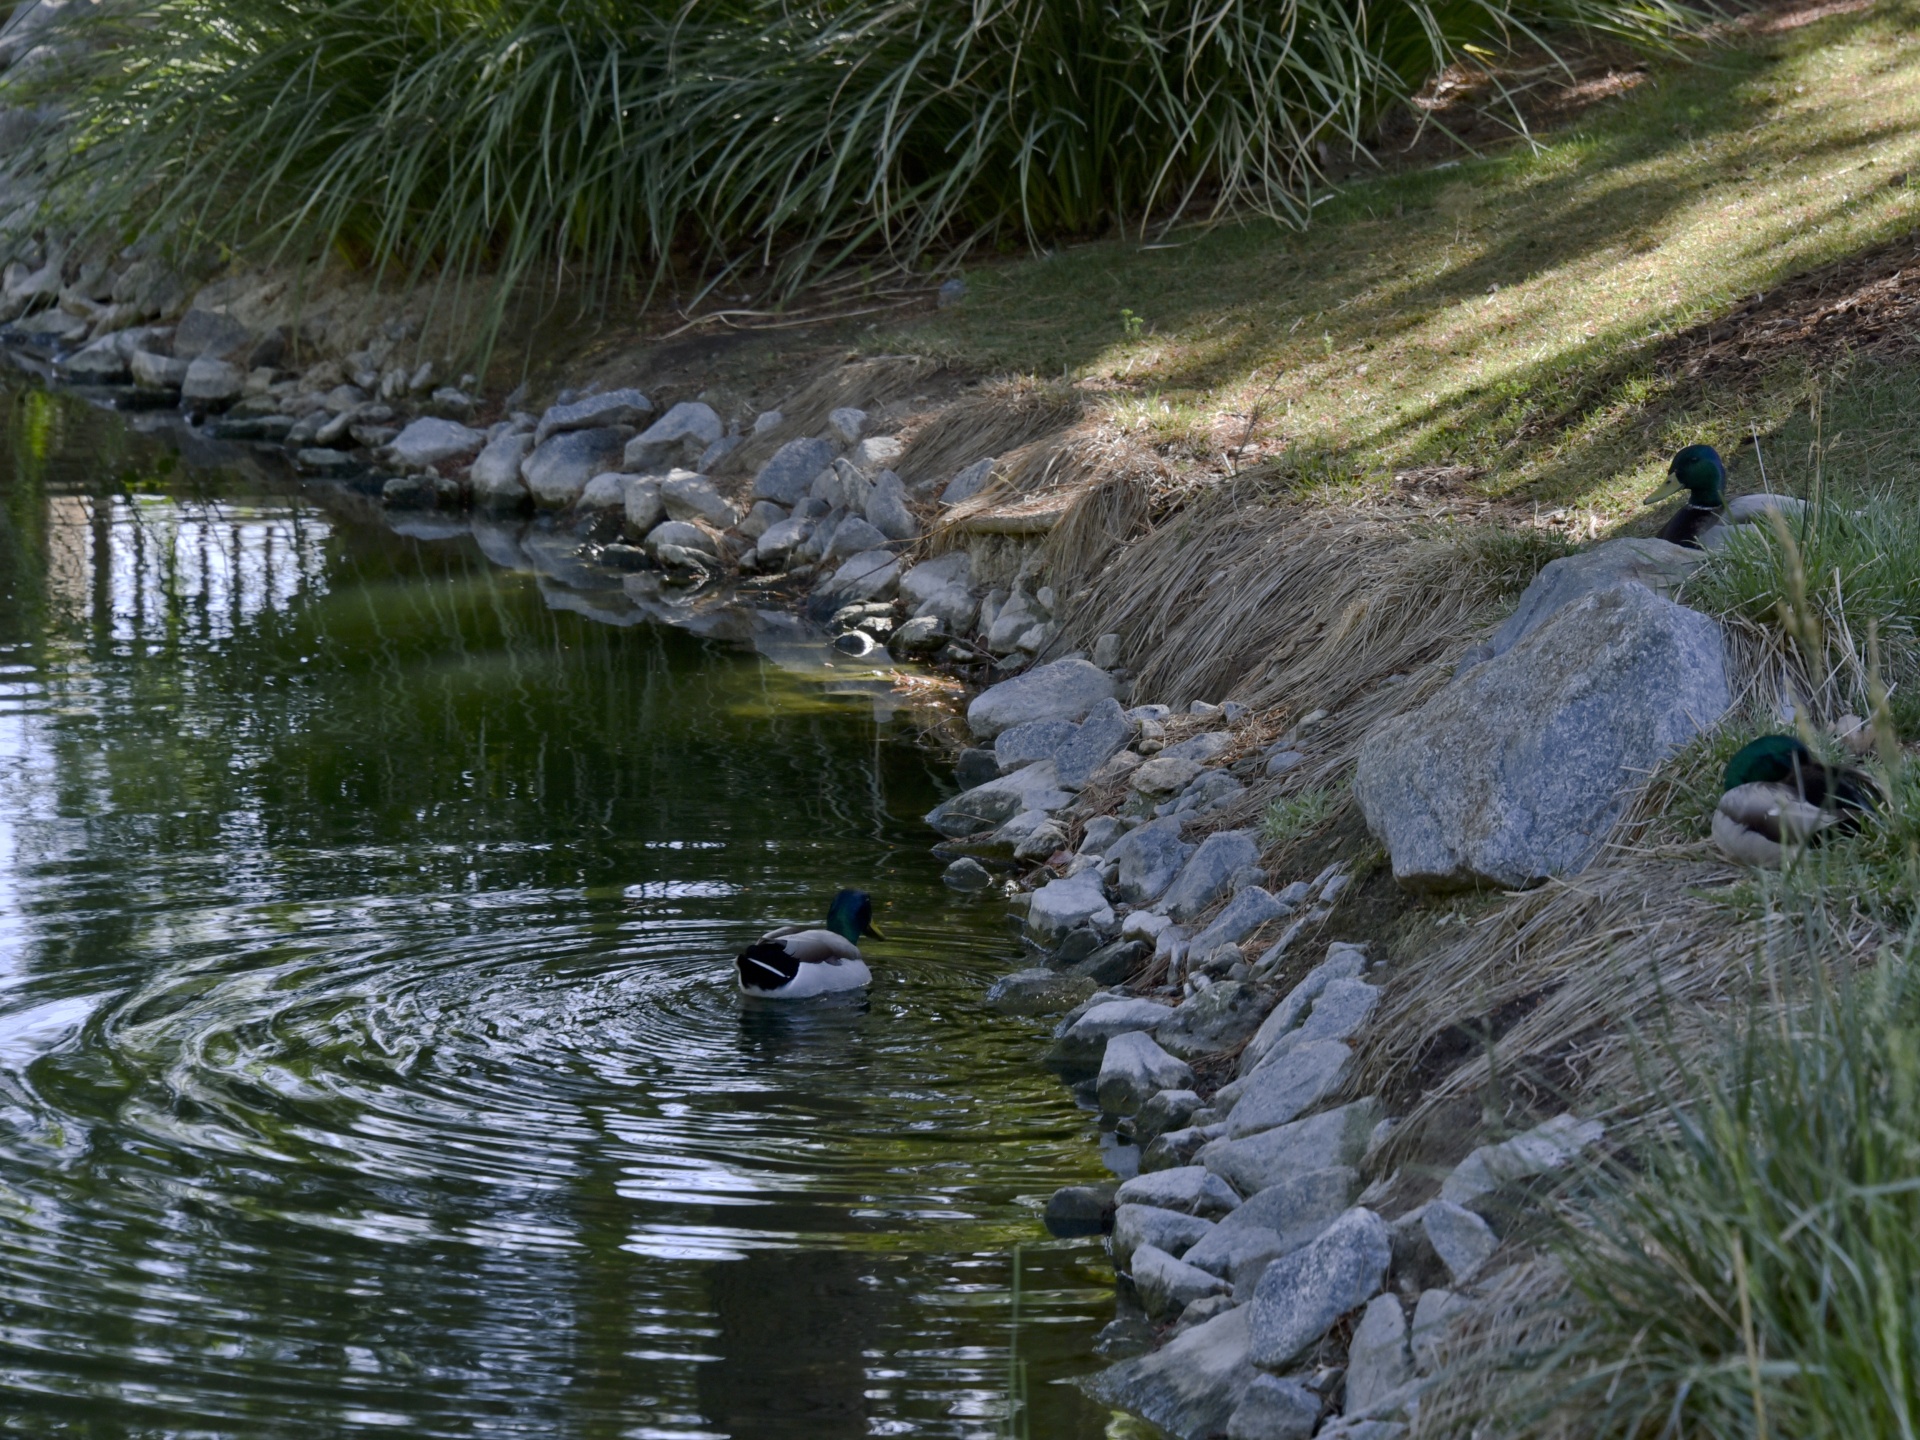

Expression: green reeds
xmin=35 ymin=0 xmax=1702 ymax=352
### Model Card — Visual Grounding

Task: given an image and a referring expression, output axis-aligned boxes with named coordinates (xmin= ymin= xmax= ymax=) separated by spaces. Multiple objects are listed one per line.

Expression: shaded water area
xmin=0 ymin=385 xmax=1117 ymax=1438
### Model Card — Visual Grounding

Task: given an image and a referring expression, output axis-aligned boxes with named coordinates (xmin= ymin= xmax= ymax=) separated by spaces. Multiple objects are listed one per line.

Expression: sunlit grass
xmin=903 ymin=0 xmax=1920 ymax=515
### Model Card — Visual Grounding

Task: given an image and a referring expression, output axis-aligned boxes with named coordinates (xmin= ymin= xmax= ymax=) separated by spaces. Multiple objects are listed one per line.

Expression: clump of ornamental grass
xmin=1498 ymin=906 xmax=1920 ymax=1440
xmin=32 ymin=0 xmax=1703 ymax=355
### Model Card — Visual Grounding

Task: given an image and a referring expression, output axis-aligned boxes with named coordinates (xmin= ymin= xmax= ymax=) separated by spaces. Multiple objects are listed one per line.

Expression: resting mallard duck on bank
xmin=736 ymin=889 xmax=885 ymax=998
xmin=1712 ymin=734 xmax=1880 ymax=866
xmin=1643 ymin=442 xmax=1807 ymax=551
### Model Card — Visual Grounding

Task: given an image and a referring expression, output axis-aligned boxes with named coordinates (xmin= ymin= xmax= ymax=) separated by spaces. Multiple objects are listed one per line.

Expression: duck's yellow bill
xmin=1643 ymin=477 xmax=1686 ymax=506
xmin=866 ymin=922 xmax=888 ymax=940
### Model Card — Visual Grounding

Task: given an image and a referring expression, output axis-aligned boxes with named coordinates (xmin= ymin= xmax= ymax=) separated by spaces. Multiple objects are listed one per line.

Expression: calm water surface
xmin=0 ymin=386 xmax=1117 ymax=1438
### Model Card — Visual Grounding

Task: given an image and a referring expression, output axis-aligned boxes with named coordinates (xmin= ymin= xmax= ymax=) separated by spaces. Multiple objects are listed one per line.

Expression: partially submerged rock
xmin=1247 ymin=1207 xmax=1391 ymax=1370
xmin=1082 ymin=1303 xmax=1260 ymax=1440
xmin=965 ymin=658 xmax=1119 ymax=740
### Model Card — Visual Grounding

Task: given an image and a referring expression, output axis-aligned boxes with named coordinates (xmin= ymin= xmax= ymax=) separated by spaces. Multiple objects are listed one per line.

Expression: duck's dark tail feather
xmin=737 ymin=942 xmax=802 ymax=992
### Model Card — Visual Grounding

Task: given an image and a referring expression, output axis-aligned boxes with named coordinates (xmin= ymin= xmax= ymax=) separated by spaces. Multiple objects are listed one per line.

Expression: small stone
xmin=889 ymin=615 xmax=947 ymax=658
xmin=942 ymin=856 xmax=993 ymax=891
xmin=1156 ymin=981 xmax=1269 ymax=1063
xmin=1191 ymin=886 xmax=1289 ymax=954
xmin=386 ymin=416 xmax=484 ymax=469
xmin=954 ymin=748 xmax=1000 ymax=790
xmin=1439 ymin=1113 xmax=1604 ymax=1213
xmin=130 ymin=350 xmax=189 ymax=391
xmin=1345 ymin=1295 xmax=1412 ymax=1416
xmin=1239 ymin=951 xmax=1371 ymax=1073
xmin=1134 ymin=755 xmax=1203 ymax=796
xmin=1422 ymin=1200 xmax=1499 ymax=1284
xmin=846 ymin=434 xmax=904 ymax=473
xmin=575 ymin=473 xmax=628 ymax=510
xmin=1226 ymin=1374 xmax=1321 ymax=1440
xmin=1142 ymin=1124 xmax=1226 ymax=1173
xmin=659 ymin=469 xmax=739 ymax=527
xmin=996 ymin=717 xmax=1076 ymax=773
xmin=643 ymin=519 xmax=719 ymax=558
xmin=1043 ymin=1182 xmax=1116 ymax=1238
xmin=1191 ymin=700 xmax=1223 ymax=718
xmin=1164 ymin=732 xmax=1234 ymax=763
xmin=865 ymin=470 xmax=919 ymax=541
xmin=530 ymin=388 xmax=651 ymax=446
xmin=295 ymin=448 xmax=356 ymax=473
xmin=1173 ymin=1293 xmax=1239 ymax=1336
xmin=925 ymin=761 xmax=1073 ymax=838
xmin=468 ymin=431 xmax=536 ymax=510
xmin=1183 ymin=1168 xmax=1358 ymax=1294
xmin=1133 ymin=1242 xmax=1232 ymax=1320
xmin=1080 ymin=815 xmax=1130 ymax=855
xmin=1247 ymin=1208 xmax=1391 ymax=1370
xmin=738 ymin=499 xmax=787 ymax=540
xmin=1266 ymin=749 xmax=1305 ymax=778
xmin=823 ymin=549 xmax=900 ymax=602
xmin=1047 ymin=997 xmax=1172 ymax=1073
xmin=1133 ymin=1090 xmax=1207 ymax=1148
xmin=987 ymin=968 xmax=1094 ymax=1016
xmin=1093 ymin=632 xmax=1124 ymax=669
xmin=1107 ymin=817 xmax=1193 ymax=905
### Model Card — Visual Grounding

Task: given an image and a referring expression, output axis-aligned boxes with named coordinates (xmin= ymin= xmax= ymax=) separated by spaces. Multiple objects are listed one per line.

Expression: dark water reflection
xmin=0 ymin=387 xmax=1116 ymax=1438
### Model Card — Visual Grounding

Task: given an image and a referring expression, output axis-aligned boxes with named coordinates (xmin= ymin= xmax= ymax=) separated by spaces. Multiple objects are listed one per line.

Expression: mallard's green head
xmin=1645 ymin=444 xmax=1727 ymax=509
xmin=1723 ymin=734 xmax=1814 ymax=791
xmin=826 ymin=889 xmax=884 ymax=942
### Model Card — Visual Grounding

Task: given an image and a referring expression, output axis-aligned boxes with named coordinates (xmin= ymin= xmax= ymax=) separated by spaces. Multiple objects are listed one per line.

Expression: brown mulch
xmin=1656 ymin=227 xmax=1920 ymax=381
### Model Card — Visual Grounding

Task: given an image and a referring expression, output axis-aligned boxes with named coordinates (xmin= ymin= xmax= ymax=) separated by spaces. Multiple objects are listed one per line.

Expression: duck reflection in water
xmin=698 ymin=1246 xmax=894 ymax=1438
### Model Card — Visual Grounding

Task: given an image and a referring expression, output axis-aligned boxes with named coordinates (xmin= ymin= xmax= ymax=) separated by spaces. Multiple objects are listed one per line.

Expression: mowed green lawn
xmin=893 ymin=0 xmax=1920 ymax=519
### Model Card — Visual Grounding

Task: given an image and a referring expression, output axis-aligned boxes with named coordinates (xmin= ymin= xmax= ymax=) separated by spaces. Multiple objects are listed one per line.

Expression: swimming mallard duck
xmin=1712 ymin=734 xmax=1879 ymax=866
xmin=1644 ymin=444 xmax=1727 ymax=550
xmin=735 ymin=889 xmax=885 ymax=998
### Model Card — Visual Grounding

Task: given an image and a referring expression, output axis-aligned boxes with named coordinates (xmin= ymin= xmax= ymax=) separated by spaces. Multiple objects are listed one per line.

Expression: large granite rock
xmin=1133 ymin=1243 xmax=1232 ymax=1319
xmin=1247 ymin=1207 xmax=1391 ymax=1369
xmin=1222 ymin=1039 xmax=1352 ymax=1137
xmin=1098 ymin=1030 xmax=1195 ymax=1114
xmin=469 ymin=431 xmax=535 ymax=509
xmin=1116 ymin=1165 xmax=1242 ymax=1219
xmin=1201 ymin=1101 xmax=1380 ymax=1197
xmin=533 ymin=387 xmax=652 ymax=445
xmin=1056 ymin=698 xmax=1134 ymax=789
xmin=1185 ymin=1167 xmax=1358 ymax=1293
xmin=1082 ymin=1303 xmax=1260 ymax=1440
xmin=1157 ymin=981 xmax=1271 ymax=1062
xmin=823 ymin=549 xmax=900 ymax=601
xmin=966 ymin=659 xmax=1119 ymax=740
xmin=753 ymin=436 xmax=837 ymax=504
xmin=1240 ymin=946 xmax=1370 ymax=1073
xmin=1108 ymin=817 xmax=1193 ymax=906
xmin=1227 ymin=1375 xmax=1322 ymax=1440
xmin=523 ymin=427 xmax=630 ymax=508
xmin=386 ymin=417 xmax=485 ymax=469
xmin=1345 ymin=1295 xmax=1413 ymax=1416
xmin=925 ymin=760 xmax=1072 ymax=837
xmin=1113 ymin=1204 xmax=1216 ymax=1268
xmin=1354 ymin=582 xmax=1730 ymax=891
xmin=1464 ymin=537 xmax=1706 ymax=670
xmin=1026 ymin=871 xmax=1116 ymax=944
xmin=1160 ymin=830 xmax=1261 ymax=921
xmin=621 ymin=399 xmax=717 ymax=467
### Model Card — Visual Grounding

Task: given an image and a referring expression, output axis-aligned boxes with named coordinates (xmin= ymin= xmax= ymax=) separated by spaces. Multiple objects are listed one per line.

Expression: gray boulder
xmin=966 ymin=658 xmax=1119 ymax=740
xmin=1440 ymin=1113 xmax=1604 ymax=1212
xmin=619 ymin=399 xmax=715 ymax=467
xmin=753 ymin=436 xmax=838 ymax=504
xmin=575 ymin=473 xmax=628 ymax=511
xmin=827 ymin=406 xmax=866 ymax=444
xmin=1049 ymin=997 xmax=1173 ymax=1071
xmin=534 ymin=388 xmax=652 ymax=446
xmin=644 ymin=520 xmax=718 ymax=559
xmin=59 ymin=333 xmax=131 ymax=382
xmin=1223 ymin=1040 xmax=1353 ymax=1137
xmin=1185 ymin=1168 xmax=1358 ymax=1293
xmin=1201 ymin=1101 xmax=1381 ymax=1197
xmin=865 ymin=471 xmax=919 ymax=540
xmin=1157 ymin=981 xmax=1270 ymax=1062
xmin=813 ymin=457 xmax=873 ymax=514
xmin=173 ymin=306 xmax=252 ymax=359
xmin=942 ymin=856 xmax=994 ymax=892
xmin=131 ymin=350 xmax=189 ymax=391
xmin=995 ymin=717 xmax=1075 ymax=773
xmin=1247 ymin=979 xmax=1379 ymax=1077
xmin=660 ymin=470 xmax=739 ymax=527
xmin=180 ymin=356 xmax=243 ymax=405
xmin=1161 ymin=830 xmax=1262 ymax=921
xmin=622 ymin=477 xmax=666 ymax=536
xmin=1027 ymin=872 xmax=1117 ymax=947
xmin=738 ymin=499 xmax=787 ymax=540
xmin=942 ymin=456 xmax=996 ymax=505
xmin=1240 ymin=947 xmax=1370 ymax=1072
xmin=751 ymin=514 xmax=812 ymax=566
xmin=1355 ymin=582 xmax=1730 ymax=890
xmin=1099 ymin=1031 xmax=1197 ymax=1115
xmin=1133 ymin=755 xmax=1202 ymax=796
xmin=1082 ymin=1304 xmax=1259 ymax=1440
xmin=889 ymin=615 xmax=948 ymax=658
xmin=386 ymin=417 xmax=485 ymax=469
xmin=1464 ymin=536 xmax=1706 ymax=671
xmin=1422 ymin=1200 xmax=1498 ymax=1284
xmin=1191 ymin=886 xmax=1289 ymax=954
xmin=1133 ymin=1243 xmax=1232 ymax=1320
xmin=824 ymin=516 xmax=890 ymax=563
xmin=900 ymin=550 xmax=971 ymax=607
xmin=1135 ymin=1090 xmax=1208 ymax=1147
xmin=925 ymin=761 xmax=1072 ymax=838
xmin=1412 ymin=1288 xmax=1471 ymax=1373
xmin=523 ymin=427 xmax=630 ymax=508
xmin=1043 ymin=1182 xmax=1115 ymax=1238
xmin=1345 ymin=1295 xmax=1413 ymax=1417
xmin=1113 ymin=1205 xmax=1215 ymax=1268
xmin=469 ymin=431 xmax=536 ymax=510
xmin=1056 ymin=698 xmax=1134 ymax=789
xmin=1227 ymin=1375 xmax=1321 ymax=1440
xmin=1116 ymin=1165 xmax=1241 ymax=1219
xmin=1108 ymin=817 xmax=1192 ymax=905
xmin=1247 ymin=1207 xmax=1391 ymax=1369
xmin=823 ymin=549 xmax=899 ymax=601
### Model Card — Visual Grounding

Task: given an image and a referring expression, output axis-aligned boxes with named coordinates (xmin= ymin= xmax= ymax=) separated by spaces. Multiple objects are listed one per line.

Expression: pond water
xmin=0 ymin=385 xmax=1117 ymax=1438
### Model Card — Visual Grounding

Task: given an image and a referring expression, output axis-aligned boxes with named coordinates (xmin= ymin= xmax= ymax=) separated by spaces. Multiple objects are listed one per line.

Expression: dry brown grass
xmin=893 ymin=377 xmax=1082 ymax=492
